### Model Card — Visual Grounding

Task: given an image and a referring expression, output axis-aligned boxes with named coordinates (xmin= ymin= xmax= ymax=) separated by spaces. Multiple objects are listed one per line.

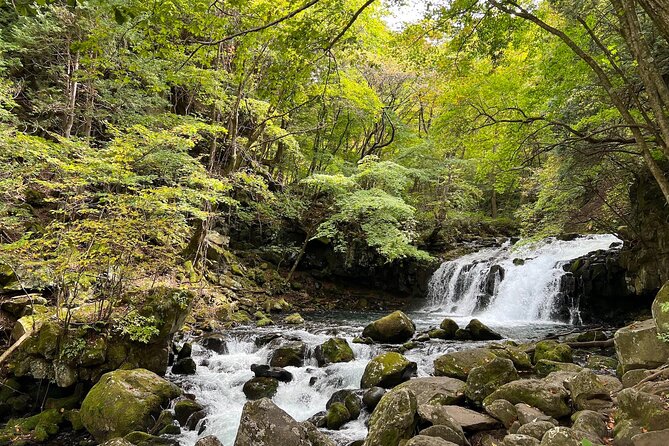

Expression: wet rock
xmin=394 ymin=377 xmax=466 ymax=406
xmin=307 ymin=411 xmax=327 ymax=428
xmin=362 ymin=387 xmax=386 ymax=411
xmin=465 ymin=357 xmax=518 ymax=405
xmin=516 ymin=421 xmax=556 ymax=440
xmin=100 ymin=439 xmax=135 ymax=446
xmin=405 ymin=436 xmax=459 ymax=446
xmin=535 ymin=360 xmax=582 ymax=377
xmin=152 ymin=410 xmax=180 ymax=435
xmin=454 ymin=328 xmax=473 ymax=340
xmin=174 ymin=399 xmax=204 ymax=425
xmin=194 ymin=436 xmax=224 ymax=446
xmin=269 ymin=341 xmax=307 ymax=368
xmin=419 ymin=425 xmax=467 ymax=446
xmin=515 ymin=404 xmax=556 ymax=425
xmin=484 ymin=399 xmax=517 ymax=428
xmin=80 ymin=368 xmax=181 ymax=442
xmin=440 ymin=318 xmax=459 ymax=338
xmin=466 ymin=319 xmax=503 ymax=340
xmin=428 ymin=328 xmax=450 ymax=339
xmin=362 ymin=310 xmax=416 ymax=344
xmin=434 ymin=348 xmax=497 ymax=380
xmin=172 ymin=357 xmax=197 ymax=375
xmin=200 ymin=334 xmax=228 ymax=354
xmin=435 ymin=406 xmax=501 ymax=432
xmin=614 ymin=319 xmax=669 ymax=373
xmin=251 ymin=364 xmax=293 ymax=382
xmin=363 ymin=388 xmax=417 ymax=446
xmin=533 ymin=341 xmax=573 ymax=364
xmin=242 ymin=377 xmax=279 ymax=400
xmin=326 ymin=389 xmax=361 ymax=420
xmin=185 ymin=409 xmax=207 ymax=431
xmin=325 ymin=402 xmax=350 ymax=430
xmin=483 ymin=379 xmax=571 ymax=418
xmin=177 ymin=342 xmax=192 ymax=360
xmin=314 ymin=337 xmax=354 ymax=366
xmin=255 ymin=333 xmax=281 ymax=347
xmin=360 ymin=352 xmax=417 ymax=389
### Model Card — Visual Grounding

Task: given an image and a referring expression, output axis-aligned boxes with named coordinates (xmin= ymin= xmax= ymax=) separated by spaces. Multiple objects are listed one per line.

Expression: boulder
xmin=483 ymin=379 xmax=571 ymax=418
xmin=632 ymin=429 xmax=669 ymax=446
xmin=325 ymin=402 xmax=350 ymax=430
xmin=454 ymin=329 xmax=472 ymax=340
xmin=100 ymin=440 xmax=135 ymax=446
xmin=123 ymin=431 xmax=179 ymax=445
xmin=614 ymin=388 xmax=669 ymax=444
xmin=434 ymin=406 xmax=501 ymax=432
xmin=428 ymin=328 xmax=450 ymax=340
xmin=433 ymin=348 xmax=497 ymax=380
xmin=440 ymin=318 xmax=459 ymax=338
xmin=533 ymin=341 xmax=573 ymax=364
xmin=177 ymin=343 xmax=192 ymax=360
xmin=539 ymin=427 xmax=585 ymax=446
xmin=360 ymin=352 xmax=417 ymax=389
xmin=465 ymin=357 xmax=518 ymax=405
xmin=362 ymin=311 xmax=416 ymax=344
xmin=301 ymin=421 xmax=336 ymax=446
xmin=326 ymin=390 xmax=361 ymax=420
xmin=152 ymin=410 xmax=179 ymax=435
xmin=242 ymin=377 xmax=279 ymax=400
xmin=363 ymin=388 xmax=417 ymax=446
xmin=174 ymin=399 xmax=204 ymax=425
xmin=314 ymin=338 xmax=354 ymax=366
xmin=484 ymin=399 xmax=517 ymax=428
xmin=269 ymin=341 xmax=307 ymax=368
xmin=234 ymin=398 xmax=322 ymax=446
xmin=362 ymin=387 xmax=386 ymax=411
xmin=0 ymin=408 xmax=65 ymax=444
xmin=614 ymin=319 xmax=669 ymax=373
xmin=195 ymin=436 xmax=224 ymax=446
xmin=465 ymin=319 xmax=502 ymax=340
xmin=251 ymin=364 xmax=293 ymax=382
xmin=419 ymin=425 xmax=467 ymax=446
xmin=584 ymin=354 xmax=618 ymax=371
xmin=394 ymin=377 xmax=466 ymax=406
xmin=535 ymin=360 xmax=582 ymax=377
xmin=571 ymin=410 xmax=607 ymax=440
xmin=515 ymin=404 xmax=556 ymax=426
xmin=489 ymin=344 xmax=533 ymax=370
xmin=405 ymin=436 xmax=459 ymax=446
xmin=200 ymin=334 xmax=228 ymax=354
xmin=516 ymin=421 xmax=556 ymax=440
xmin=565 ymin=370 xmax=612 ymax=411
xmin=503 ymin=434 xmax=540 ymax=446
xmin=80 ymin=368 xmax=181 ymax=442
xmin=651 ymin=281 xmax=669 ymax=335
xmin=172 ymin=357 xmax=197 ymax=375
xmin=285 ymin=313 xmax=305 ymax=325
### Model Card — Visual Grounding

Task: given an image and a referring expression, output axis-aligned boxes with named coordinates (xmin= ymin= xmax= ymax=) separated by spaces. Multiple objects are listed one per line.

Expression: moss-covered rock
xmin=80 ymin=368 xmax=181 ymax=442
xmin=174 ymin=400 xmax=204 ymax=425
xmin=263 ymin=298 xmax=292 ymax=313
xmin=585 ymin=354 xmax=617 ymax=371
xmin=483 ymin=379 xmax=571 ymax=418
xmin=362 ymin=311 xmax=416 ymax=344
xmin=364 ymin=388 xmax=417 ymax=446
xmin=394 ymin=377 xmax=466 ymax=406
xmin=439 ymin=318 xmax=459 ymax=338
xmin=360 ymin=352 xmax=417 ymax=389
xmin=535 ymin=360 xmax=582 ymax=377
xmin=533 ymin=341 xmax=573 ymax=364
xmin=124 ymin=430 xmax=178 ymax=446
xmin=325 ymin=402 xmax=350 ymax=430
xmin=284 ymin=313 xmax=304 ymax=325
xmin=0 ymin=409 xmax=64 ymax=445
xmin=269 ymin=341 xmax=307 ymax=367
xmin=465 ymin=357 xmax=519 ymax=405
xmin=243 ymin=377 xmax=279 ymax=400
xmin=614 ymin=319 xmax=669 ymax=373
xmin=314 ymin=337 xmax=354 ymax=366
xmin=652 ymin=281 xmax=669 ymax=335
xmin=565 ymin=370 xmax=612 ymax=411
xmin=613 ymin=387 xmax=669 ymax=444
xmin=490 ymin=344 xmax=533 ymax=370
xmin=433 ymin=348 xmax=497 ymax=380
xmin=466 ymin=319 xmax=503 ymax=340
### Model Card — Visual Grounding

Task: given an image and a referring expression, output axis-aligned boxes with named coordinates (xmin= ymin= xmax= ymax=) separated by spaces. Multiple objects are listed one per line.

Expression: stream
xmin=171 ymin=234 xmax=621 ymax=446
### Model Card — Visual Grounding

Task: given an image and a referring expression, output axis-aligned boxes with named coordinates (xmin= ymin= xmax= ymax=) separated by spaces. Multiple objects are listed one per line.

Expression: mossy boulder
xmin=466 ymin=319 xmax=503 ymax=340
xmin=362 ymin=311 xmax=416 ymax=344
xmin=325 ymin=402 xmax=350 ymax=430
xmin=284 ymin=313 xmax=305 ymax=325
xmin=0 ymin=409 xmax=64 ymax=445
xmin=314 ymin=337 xmax=354 ymax=366
xmin=490 ymin=344 xmax=533 ymax=370
xmin=360 ymin=352 xmax=417 ymax=389
xmin=484 ymin=399 xmax=518 ymax=428
xmin=533 ymin=341 xmax=573 ymax=364
xmin=585 ymin=354 xmax=618 ymax=371
xmin=80 ymin=368 xmax=181 ymax=442
xmin=174 ymin=399 xmax=204 ymax=425
xmin=243 ymin=377 xmax=279 ymax=400
xmin=364 ymin=388 xmax=417 ymax=446
xmin=465 ymin=357 xmax=519 ymax=405
xmin=565 ymin=370 xmax=612 ymax=411
xmin=483 ymin=379 xmax=571 ymax=418
xmin=269 ymin=341 xmax=307 ymax=367
xmin=439 ymin=318 xmax=459 ymax=338
xmin=394 ymin=377 xmax=466 ymax=406
xmin=535 ymin=360 xmax=582 ymax=377
xmin=613 ymin=388 xmax=669 ymax=444
xmin=434 ymin=348 xmax=497 ymax=380
xmin=124 ymin=431 xmax=178 ymax=446
xmin=263 ymin=298 xmax=292 ymax=313
xmin=614 ymin=319 xmax=669 ymax=373
xmin=651 ymin=281 xmax=669 ymax=335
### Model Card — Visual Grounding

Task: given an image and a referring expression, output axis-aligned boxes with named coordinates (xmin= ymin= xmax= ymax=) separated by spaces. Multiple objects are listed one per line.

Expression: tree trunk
xmin=637 ymin=0 xmax=669 ymax=44
xmin=64 ymin=50 xmax=80 ymax=138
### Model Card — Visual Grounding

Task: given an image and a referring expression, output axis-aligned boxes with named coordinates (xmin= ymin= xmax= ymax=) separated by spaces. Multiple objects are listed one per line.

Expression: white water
xmin=426 ymin=234 xmax=621 ymax=323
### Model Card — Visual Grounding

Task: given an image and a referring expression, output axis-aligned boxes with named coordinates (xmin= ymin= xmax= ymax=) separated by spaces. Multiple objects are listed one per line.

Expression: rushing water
xmin=171 ymin=234 xmax=620 ymax=446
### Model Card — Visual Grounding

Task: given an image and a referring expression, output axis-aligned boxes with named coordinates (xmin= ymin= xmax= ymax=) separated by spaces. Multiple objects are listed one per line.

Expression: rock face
xmin=360 ymin=352 xmax=417 ymax=389
xmin=362 ymin=311 xmax=416 ymax=343
xmin=614 ymin=319 xmax=669 ymax=373
xmin=434 ymin=348 xmax=497 ymax=380
xmin=80 ymin=368 xmax=181 ymax=442
xmin=465 ymin=357 xmax=519 ymax=405
xmin=483 ymin=379 xmax=571 ymax=418
xmin=314 ymin=337 xmax=354 ymax=366
xmin=235 ymin=398 xmax=333 ymax=446
xmin=394 ymin=377 xmax=466 ymax=406
xmin=363 ymin=388 xmax=417 ymax=446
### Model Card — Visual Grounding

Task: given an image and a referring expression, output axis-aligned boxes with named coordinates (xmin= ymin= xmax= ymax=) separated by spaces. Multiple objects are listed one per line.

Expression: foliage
xmin=117 ymin=311 xmax=160 ymax=344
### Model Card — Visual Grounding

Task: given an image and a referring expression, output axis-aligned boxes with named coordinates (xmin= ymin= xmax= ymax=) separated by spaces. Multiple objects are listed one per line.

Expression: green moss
xmin=284 ymin=313 xmax=304 ymax=324
xmin=326 ymin=402 xmax=351 ymax=430
xmin=318 ymin=337 xmax=354 ymax=365
xmin=533 ymin=340 xmax=573 ymax=363
xmin=0 ymin=409 xmax=64 ymax=443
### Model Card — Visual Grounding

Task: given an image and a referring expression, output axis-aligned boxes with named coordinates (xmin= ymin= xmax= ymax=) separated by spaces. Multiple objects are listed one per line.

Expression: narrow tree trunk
xmin=64 ymin=50 xmax=80 ymax=138
xmin=637 ymin=0 xmax=669 ymax=44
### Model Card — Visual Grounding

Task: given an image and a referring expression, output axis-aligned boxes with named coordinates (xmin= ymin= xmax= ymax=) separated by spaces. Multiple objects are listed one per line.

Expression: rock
xmin=194 ymin=436 xmax=224 ymax=446
xmin=124 ymin=431 xmax=179 ymax=445
xmin=80 ymin=368 xmax=181 ymax=442
xmin=465 ymin=357 xmax=518 ymax=405
xmin=394 ymin=377 xmax=466 ymax=406
xmin=651 ymin=281 xmax=669 ymax=335
xmin=174 ymin=400 xmax=204 ymax=426
xmin=361 ymin=311 xmax=416 ymax=344
xmin=571 ymin=410 xmax=607 ymax=440
xmin=256 ymin=317 xmax=274 ymax=327
xmin=152 ymin=410 xmax=180 ymax=435
xmin=484 ymin=399 xmax=518 ymax=428
xmin=515 ymin=404 xmax=556 ymax=426
xmin=177 ymin=342 xmax=192 ymax=360
xmin=516 ymin=421 xmax=556 ymax=440
xmin=360 ymin=352 xmax=417 ymax=389
xmin=251 ymin=364 xmax=293 ymax=382
xmin=440 ymin=318 xmax=459 ymax=338
xmin=614 ymin=388 xmax=669 ymax=444
xmin=263 ymin=298 xmax=292 ymax=313
xmin=615 ymin=319 xmax=669 ymax=373
xmin=490 ymin=344 xmax=533 ymax=370
xmin=172 ymin=357 xmax=197 ymax=374
xmin=285 ymin=313 xmax=305 ymax=325
xmin=364 ymin=388 xmax=417 ymax=446
xmin=435 ymin=406 xmax=501 ymax=432
xmin=255 ymin=333 xmax=281 ymax=347
xmin=362 ymin=387 xmax=386 ymax=411
xmin=428 ymin=328 xmax=450 ymax=339
xmin=434 ymin=348 xmax=497 ymax=380
xmin=503 ymin=434 xmax=540 ymax=446
xmin=535 ymin=360 xmax=582 ymax=377
xmin=242 ymin=377 xmax=279 ymax=400
xmin=234 ymin=398 xmax=318 ymax=446
xmin=314 ymin=338 xmax=354 ymax=366
xmin=301 ymin=421 xmax=337 ymax=446
xmin=565 ymin=370 xmax=612 ymax=411
xmin=585 ymin=354 xmax=617 ymax=370
xmin=405 ymin=436 xmax=459 ymax=446
xmin=533 ymin=341 xmax=573 ymax=364
xmin=454 ymin=329 xmax=472 ymax=340
xmin=200 ymin=334 xmax=228 ymax=354
xmin=621 ymin=369 xmax=654 ymax=388
xmin=632 ymin=429 xmax=669 ymax=446
xmin=466 ymin=319 xmax=502 ymax=340
xmin=419 ymin=425 xmax=467 ymax=446
xmin=269 ymin=341 xmax=307 ymax=368
xmin=307 ymin=411 xmax=327 ymax=428
xmin=538 ymin=427 xmax=584 ymax=446
xmin=325 ymin=402 xmax=350 ymax=430
xmin=0 ymin=408 xmax=64 ymax=444
xmin=326 ymin=390 xmax=361 ymax=420
xmin=0 ymin=294 xmax=48 ymax=317
xmin=483 ymin=379 xmax=571 ymax=418
xmin=100 ymin=440 xmax=135 ymax=446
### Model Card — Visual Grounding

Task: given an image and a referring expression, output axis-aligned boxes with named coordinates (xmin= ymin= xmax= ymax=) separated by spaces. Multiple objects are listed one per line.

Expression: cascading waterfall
xmin=426 ymin=234 xmax=621 ymax=322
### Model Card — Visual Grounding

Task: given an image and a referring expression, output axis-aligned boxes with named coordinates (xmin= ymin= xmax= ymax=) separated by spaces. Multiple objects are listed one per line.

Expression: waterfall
xmin=426 ymin=234 xmax=621 ymax=323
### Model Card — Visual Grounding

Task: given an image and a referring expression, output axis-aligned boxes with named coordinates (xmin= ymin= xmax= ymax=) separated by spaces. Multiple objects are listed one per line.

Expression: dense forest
xmin=1 ymin=1 xmax=669 ymax=446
